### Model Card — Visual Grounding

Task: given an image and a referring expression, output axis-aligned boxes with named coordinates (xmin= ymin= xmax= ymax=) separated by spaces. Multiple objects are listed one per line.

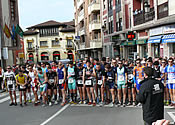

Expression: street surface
xmin=0 ymin=92 xmax=175 ymax=125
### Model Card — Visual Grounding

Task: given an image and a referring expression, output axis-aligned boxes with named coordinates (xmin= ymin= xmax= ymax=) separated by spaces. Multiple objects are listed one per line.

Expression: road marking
xmin=167 ymin=112 xmax=175 ymax=122
xmin=0 ymin=92 xmax=9 ymax=98
xmin=16 ymin=93 xmax=34 ymax=103
xmin=40 ymin=104 xmax=70 ymax=125
xmin=0 ymin=93 xmax=19 ymax=104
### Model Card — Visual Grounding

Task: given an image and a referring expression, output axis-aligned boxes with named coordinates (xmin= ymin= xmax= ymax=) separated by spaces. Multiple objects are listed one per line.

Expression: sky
xmin=18 ymin=0 xmax=74 ymax=30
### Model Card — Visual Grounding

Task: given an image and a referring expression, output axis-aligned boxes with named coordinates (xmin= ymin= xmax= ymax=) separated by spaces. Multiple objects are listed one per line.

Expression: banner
xmin=3 ymin=23 xmax=11 ymax=38
xmin=15 ymin=24 xmax=24 ymax=37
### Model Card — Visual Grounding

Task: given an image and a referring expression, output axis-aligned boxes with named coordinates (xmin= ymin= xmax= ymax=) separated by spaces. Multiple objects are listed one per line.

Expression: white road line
xmin=0 ymin=93 xmax=19 ymax=103
xmin=40 ymin=104 xmax=70 ymax=125
xmin=167 ymin=112 xmax=175 ymax=122
xmin=0 ymin=92 xmax=9 ymax=98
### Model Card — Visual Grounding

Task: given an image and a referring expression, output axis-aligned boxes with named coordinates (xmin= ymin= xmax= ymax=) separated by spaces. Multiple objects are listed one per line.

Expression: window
xmin=158 ymin=2 xmax=168 ymax=19
xmin=67 ymin=39 xmax=73 ymax=47
xmin=28 ymin=42 xmax=33 ymax=48
xmin=40 ymin=41 xmax=48 ymax=46
xmin=10 ymin=0 xmax=16 ymax=21
xmin=52 ymin=40 xmax=59 ymax=46
xmin=39 ymin=28 xmax=59 ymax=37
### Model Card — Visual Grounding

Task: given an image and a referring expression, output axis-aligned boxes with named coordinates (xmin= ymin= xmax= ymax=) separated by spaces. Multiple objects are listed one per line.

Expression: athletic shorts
xmin=68 ymin=79 xmax=76 ymax=90
xmin=135 ymin=80 xmax=141 ymax=90
xmin=77 ymin=79 xmax=83 ymax=87
xmin=85 ymin=79 xmax=93 ymax=87
xmin=117 ymin=83 xmax=126 ymax=89
xmin=7 ymin=84 xmax=16 ymax=91
xmin=40 ymin=84 xmax=47 ymax=92
xmin=106 ymin=82 xmax=115 ymax=89
xmin=167 ymin=83 xmax=175 ymax=89
xmin=47 ymin=83 xmax=54 ymax=89
xmin=18 ymin=85 xmax=26 ymax=91
xmin=127 ymin=82 xmax=134 ymax=89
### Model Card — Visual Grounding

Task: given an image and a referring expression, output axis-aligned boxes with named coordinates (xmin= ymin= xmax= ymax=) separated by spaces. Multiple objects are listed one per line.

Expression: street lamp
xmin=144 ymin=2 xmax=150 ymax=13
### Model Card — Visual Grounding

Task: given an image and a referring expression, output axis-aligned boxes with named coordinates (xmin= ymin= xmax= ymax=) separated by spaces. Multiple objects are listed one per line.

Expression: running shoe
xmin=137 ymin=103 xmax=142 ymax=107
xmin=28 ymin=99 xmax=32 ymax=103
xmin=42 ymin=104 xmax=46 ymax=107
xmin=92 ymin=102 xmax=96 ymax=106
xmin=99 ymin=102 xmax=104 ymax=107
xmin=122 ymin=103 xmax=126 ymax=107
xmin=54 ymin=101 xmax=58 ymax=105
xmin=109 ymin=102 xmax=115 ymax=108
xmin=9 ymin=102 xmax=14 ymax=106
xmin=20 ymin=104 xmax=23 ymax=107
xmin=117 ymin=102 xmax=121 ymax=107
xmin=49 ymin=102 xmax=52 ymax=106
xmin=88 ymin=102 xmax=92 ymax=105
xmin=14 ymin=102 xmax=17 ymax=106
xmin=132 ymin=101 xmax=136 ymax=106
xmin=127 ymin=101 xmax=131 ymax=106
xmin=96 ymin=97 xmax=99 ymax=104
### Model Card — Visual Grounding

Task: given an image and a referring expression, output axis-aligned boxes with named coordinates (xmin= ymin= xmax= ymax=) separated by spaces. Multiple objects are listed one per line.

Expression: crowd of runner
xmin=0 ymin=56 xmax=175 ymax=108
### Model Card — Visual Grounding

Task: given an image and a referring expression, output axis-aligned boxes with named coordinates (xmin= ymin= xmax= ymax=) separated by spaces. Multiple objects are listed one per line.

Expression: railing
xmin=133 ymin=7 xmax=155 ymax=26
xmin=79 ymin=9 xmax=84 ymax=16
xmin=27 ymin=48 xmax=34 ymax=51
xmin=90 ymin=19 xmax=100 ymax=24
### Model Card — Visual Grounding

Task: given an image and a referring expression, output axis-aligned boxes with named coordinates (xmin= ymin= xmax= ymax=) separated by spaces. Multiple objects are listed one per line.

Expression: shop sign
xmin=136 ymin=39 xmax=147 ymax=44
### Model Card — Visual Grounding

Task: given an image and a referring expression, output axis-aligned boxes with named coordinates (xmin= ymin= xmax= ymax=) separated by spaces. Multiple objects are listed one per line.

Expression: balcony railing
xmin=27 ymin=48 xmax=35 ymax=52
xmin=88 ymin=0 xmax=100 ymax=15
xmin=133 ymin=7 xmax=155 ymax=26
xmin=90 ymin=39 xmax=102 ymax=48
xmin=158 ymin=10 xmax=168 ymax=19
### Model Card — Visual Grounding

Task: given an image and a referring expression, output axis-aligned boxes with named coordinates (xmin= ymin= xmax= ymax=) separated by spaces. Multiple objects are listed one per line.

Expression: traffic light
xmin=126 ymin=31 xmax=136 ymax=41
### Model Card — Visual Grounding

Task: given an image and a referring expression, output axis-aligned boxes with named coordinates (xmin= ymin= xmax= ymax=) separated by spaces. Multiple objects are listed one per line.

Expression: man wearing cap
xmin=136 ymin=67 xmax=164 ymax=125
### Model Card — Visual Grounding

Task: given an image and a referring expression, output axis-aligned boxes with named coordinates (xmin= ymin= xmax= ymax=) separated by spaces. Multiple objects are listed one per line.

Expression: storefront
xmin=28 ymin=53 xmax=34 ymax=61
xmin=41 ymin=52 xmax=49 ymax=61
xmin=136 ymin=39 xmax=147 ymax=58
xmin=53 ymin=51 xmax=60 ymax=61
xmin=148 ymin=35 xmax=162 ymax=57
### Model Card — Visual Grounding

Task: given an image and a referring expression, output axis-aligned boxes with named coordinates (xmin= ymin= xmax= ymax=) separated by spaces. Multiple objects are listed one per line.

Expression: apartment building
xmin=74 ymin=0 xmax=102 ymax=59
xmin=23 ymin=20 xmax=76 ymax=62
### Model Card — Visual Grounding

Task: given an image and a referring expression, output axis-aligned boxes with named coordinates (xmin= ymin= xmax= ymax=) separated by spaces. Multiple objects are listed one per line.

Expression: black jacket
xmin=153 ymin=67 xmax=161 ymax=79
xmin=136 ymin=78 xmax=164 ymax=125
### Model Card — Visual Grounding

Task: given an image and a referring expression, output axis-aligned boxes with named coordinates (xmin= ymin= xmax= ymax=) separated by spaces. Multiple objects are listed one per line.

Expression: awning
xmin=162 ymin=34 xmax=175 ymax=43
xmin=136 ymin=39 xmax=147 ymax=44
xmin=148 ymin=35 xmax=162 ymax=43
xmin=41 ymin=54 xmax=49 ymax=56
xmin=28 ymin=55 xmax=33 ymax=57
xmin=53 ymin=54 xmax=60 ymax=56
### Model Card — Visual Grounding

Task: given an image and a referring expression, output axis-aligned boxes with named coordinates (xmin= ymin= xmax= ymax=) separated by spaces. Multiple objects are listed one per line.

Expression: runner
xmin=67 ymin=61 xmax=77 ymax=104
xmin=164 ymin=58 xmax=175 ymax=106
xmin=16 ymin=70 xmax=27 ymax=107
xmin=36 ymin=68 xmax=47 ymax=107
xmin=3 ymin=65 xmax=17 ymax=106
xmin=76 ymin=63 xmax=86 ymax=104
xmin=46 ymin=66 xmax=57 ymax=106
xmin=116 ymin=61 xmax=128 ymax=107
xmin=83 ymin=60 xmax=96 ymax=106
xmin=28 ymin=65 xmax=38 ymax=106
xmin=57 ymin=61 xmax=67 ymax=106
xmin=95 ymin=63 xmax=105 ymax=107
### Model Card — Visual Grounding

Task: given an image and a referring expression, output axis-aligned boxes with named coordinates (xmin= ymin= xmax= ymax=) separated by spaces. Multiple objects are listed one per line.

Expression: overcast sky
xmin=18 ymin=0 xmax=74 ymax=30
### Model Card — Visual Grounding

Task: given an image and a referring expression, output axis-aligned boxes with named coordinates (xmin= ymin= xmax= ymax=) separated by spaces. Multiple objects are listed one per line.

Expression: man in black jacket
xmin=136 ymin=67 xmax=164 ymax=125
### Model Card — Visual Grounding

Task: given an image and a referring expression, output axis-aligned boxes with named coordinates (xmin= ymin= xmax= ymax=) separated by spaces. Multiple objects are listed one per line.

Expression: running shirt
xmin=133 ymin=66 xmax=144 ymax=80
xmin=68 ymin=66 xmax=76 ymax=78
xmin=16 ymin=74 xmax=27 ymax=85
xmin=52 ymin=66 xmax=57 ymax=72
xmin=165 ymin=65 xmax=175 ymax=84
xmin=153 ymin=66 xmax=161 ymax=79
xmin=112 ymin=66 xmax=117 ymax=74
xmin=38 ymin=72 xmax=45 ymax=84
xmin=127 ymin=67 xmax=134 ymax=82
xmin=96 ymin=69 xmax=104 ymax=85
xmin=46 ymin=71 xmax=56 ymax=84
xmin=160 ymin=66 xmax=166 ymax=81
xmin=28 ymin=71 xmax=36 ymax=87
xmin=4 ymin=71 xmax=16 ymax=85
xmin=57 ymin=67 xmax=64 ymax=79
xmin=41 ymin=67 xmax=47 ymax=73
xmin=117 ymin=67 xmax=127 ymax=84
xmin=105 ymin=70 xmax=115 ymax=83
xmin=77 ymin=68 xmax=84 ymax=80
xmin=85 ymin=67 xmax=94 ymax=79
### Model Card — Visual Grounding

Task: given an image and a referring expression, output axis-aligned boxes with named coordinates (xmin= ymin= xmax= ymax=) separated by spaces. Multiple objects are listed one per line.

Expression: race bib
xmin=98 ymin=80 xmax=103 ymax=85
xmin=128 ymin=74 xmax=134 ymax=80
xmin=168 ymin=79 xmax=175 ymax=84
xmin=7 ymin=81 xmax=13 ymax=85
xmin=118 ymin=75 xmax=124 ymax=81
xmin=68 ymin=78 xmax=74 ymax=83
xmin=20 ymin=85 xmax=26 ymax=89
xmin=77 ymin=80 xmax=83 ymax=85
xmin=85 ymin=80 xmax=92 ymax=86
xmin=49 ymin=79 xmax=54 ymax=83
xmin=59 ymin=79 xmax=64 ymax=84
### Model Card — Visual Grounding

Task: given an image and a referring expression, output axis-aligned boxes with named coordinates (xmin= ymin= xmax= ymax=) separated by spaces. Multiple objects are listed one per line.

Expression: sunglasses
xmin=162 ymin=62 xmax=166 ymax=63
xmin=7 ymin=68 xmax=11 ymax=69
xmin=118 ymin=63 xmax=122 ymax=64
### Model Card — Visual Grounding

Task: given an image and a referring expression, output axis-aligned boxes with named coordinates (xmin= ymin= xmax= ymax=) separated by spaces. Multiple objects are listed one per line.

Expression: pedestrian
xmin=136 ymin=67 xmax=164 ymax=125
xmin=0 ymin=65 xmax=4 ymax=90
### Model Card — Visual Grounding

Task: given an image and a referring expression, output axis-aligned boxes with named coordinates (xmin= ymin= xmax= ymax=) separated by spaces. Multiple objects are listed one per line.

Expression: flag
xmin=11 ymin=24 xmax=16 ymax=40
xmin=3 ymin=23 xmax=11 ymax=38
xmin=15 ymin=24 xmax=24 ymax=37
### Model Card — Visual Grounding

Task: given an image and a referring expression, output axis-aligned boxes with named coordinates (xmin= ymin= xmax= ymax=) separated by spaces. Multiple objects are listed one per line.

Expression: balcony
xmin=78 ymin=9 xmax=84 ymax=23
xmin=77 ymin=0 xmax=84 ymax=9
xmin=79 ymin=42 xmax=85 ymax=49
xmin=66 ymin=44 xmax=74 ymax=50
xmin=79 ymin=27 xmax=85 ymax=36
xmin=89 ymin=20 xmax=101 ymax=32
xmin=88 ymin=0 xmax=100 ymax=15
xmin=90 ymin=39 xmax=102 ymax=48
xmin=133 ymin=8 xmax=155 ymax=26
xmin=27 ymin=48 xmax=35 ymax=52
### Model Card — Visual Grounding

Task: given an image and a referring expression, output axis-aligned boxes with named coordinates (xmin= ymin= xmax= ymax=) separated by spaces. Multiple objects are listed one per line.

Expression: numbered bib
xmin=77 ymin=80 xmax=83 ymax=85
xmin=98 ymin=80 xmax=103 ymax=85
xmin=138 ymin=79 xmax=141 ymax=84
xmin=168 ymin=79 xmax=175 ymax=84
xmin=68 ymin=78 xmax=74 ymax=83
xmin=20 ymin=85 xmax=26 ymax=89
xmin=128 ymin=74 xmax=134 ymax=80
xmin=7 ymin=81 xmax=13 ymax=85
xmin=49 ymin=79 xmax=54 ymax=83
xmin=85 ymin=80 xmax=92 ymax=86
xmin=59 ymin=79 xmax=64 ymax=84
xmin=118 ymin=75 xmax=124 ymax=81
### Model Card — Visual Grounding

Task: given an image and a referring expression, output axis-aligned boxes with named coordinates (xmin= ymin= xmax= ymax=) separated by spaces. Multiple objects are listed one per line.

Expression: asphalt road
xmin=0 ymin=92 xmax=175 ymax=125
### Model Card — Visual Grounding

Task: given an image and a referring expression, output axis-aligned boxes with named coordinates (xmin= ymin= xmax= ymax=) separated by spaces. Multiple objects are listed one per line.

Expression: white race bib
xmin=49 ymin=79 xmax=54 ymax=83
xmin=98 ymin=80 xmax=103 ymax=85
xmin=68 ymin=78 xmax=74 ymax=83
xmin=20 ymin=85 xmax=26 ymax=89
xmin=85 ymin=80 xmax=92 ymax=86
xmin=128 ymin=74 xmax=134 ymax=79
xmin=7 ymin=81 xmax=13 ymax=85
xmin=77 ymin=80 xmax=83 ymax=85
xmin=168 ymin=79 xmax=175 ymax=84
xmin=118 ymin=75 xmax=124 ymax=81
xmin=59 ymin=79 xmax=64 ymax=84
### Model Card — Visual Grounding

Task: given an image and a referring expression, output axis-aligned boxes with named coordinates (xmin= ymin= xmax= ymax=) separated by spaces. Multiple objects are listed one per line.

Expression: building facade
xmin=0 ymin=0 xmax=20 ymax=67
xmin=102 ymin=0 xmax=175 ymax=59
xmin=24 ymin=20 xmax=76 ymax=63
xmin=74 ymin=0 xmax=103 ymax=59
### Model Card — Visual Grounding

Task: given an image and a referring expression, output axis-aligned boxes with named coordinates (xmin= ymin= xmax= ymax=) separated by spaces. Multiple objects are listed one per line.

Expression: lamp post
xmin=144 ymin=1 xmax=150 ymax=13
